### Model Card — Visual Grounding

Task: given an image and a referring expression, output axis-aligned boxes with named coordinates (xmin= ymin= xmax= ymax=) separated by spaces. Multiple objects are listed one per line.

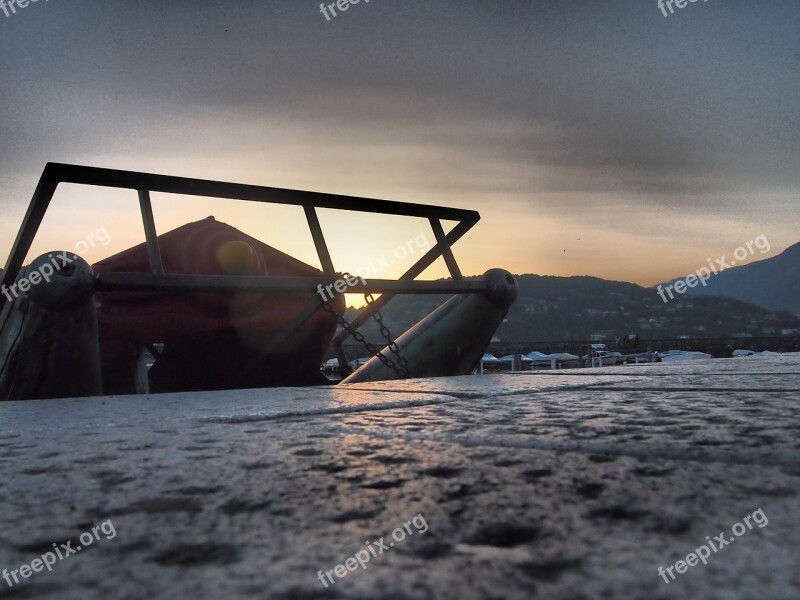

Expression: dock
xmin=1 ymin=355 xmax=799 ymax=599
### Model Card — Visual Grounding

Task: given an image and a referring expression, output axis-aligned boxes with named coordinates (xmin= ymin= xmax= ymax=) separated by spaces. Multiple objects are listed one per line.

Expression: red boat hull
xmin=92 ymin=217 xmax=342 ymax=393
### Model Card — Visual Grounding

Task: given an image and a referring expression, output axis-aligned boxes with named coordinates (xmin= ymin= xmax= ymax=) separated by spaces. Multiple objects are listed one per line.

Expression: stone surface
xmin=1 ymin=356 xmax=799 ymax=599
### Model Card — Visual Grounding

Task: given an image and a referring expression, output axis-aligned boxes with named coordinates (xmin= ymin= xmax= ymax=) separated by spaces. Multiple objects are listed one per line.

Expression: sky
xmin=0 ymin=0 xmax=797 ymax=288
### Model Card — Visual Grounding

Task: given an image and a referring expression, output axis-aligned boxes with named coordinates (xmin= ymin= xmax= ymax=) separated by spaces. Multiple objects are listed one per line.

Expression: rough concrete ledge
xmin=1 ymin=356 xmax=799 ymax=599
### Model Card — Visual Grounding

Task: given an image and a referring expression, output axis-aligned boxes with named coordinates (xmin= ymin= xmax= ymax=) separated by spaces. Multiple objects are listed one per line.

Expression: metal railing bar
xmin=429 ymin=218 xmax=463 ymax=280
xmin=138 ymin=189 xmax=164 ymax=275
xmin=1 ymin=168 xmax=60 ymax=288
xmin=304 ymin=206 xmax=336 ymax=274
xmin=48 ymin=163 xmax=480 ymax=222
xmin=94 ymin=273 xmax=487 ymax=295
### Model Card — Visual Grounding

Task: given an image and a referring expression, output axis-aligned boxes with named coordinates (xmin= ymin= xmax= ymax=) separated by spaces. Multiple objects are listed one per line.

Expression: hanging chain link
xmin=319 ymin=275 xmax=411 ymax=379
xmin=363 ymin=293 xmax=411 ymax=377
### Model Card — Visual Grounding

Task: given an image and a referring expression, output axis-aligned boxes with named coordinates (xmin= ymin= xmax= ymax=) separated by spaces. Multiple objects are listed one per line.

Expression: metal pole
xmin=304 ymin=206 xmax=336 ymax=275
xmin=138 ymin=189 xmax=164 ymax=275
xmin=429 ymin=218 xmax=462 ymax=279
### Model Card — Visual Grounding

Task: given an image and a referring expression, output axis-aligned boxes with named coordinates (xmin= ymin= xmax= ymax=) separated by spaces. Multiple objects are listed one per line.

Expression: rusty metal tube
xmin=342 ymin=269 xmax=518 ymax=383
xmin=0 ymin=253 xmax=102 ymax=400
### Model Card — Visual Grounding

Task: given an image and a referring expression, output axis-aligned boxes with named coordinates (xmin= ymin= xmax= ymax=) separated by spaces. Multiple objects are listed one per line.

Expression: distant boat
xmin=498 ymin=354 xmax=534 ymax=366
xmin=491 ymin=354 xmax=534 ymax=371
xmin=732 ymin=349 xmax=780 ymax=358
xmin=524 ymin=351 xmax=557 ymax=366
xmin=322 ymin=358 xmax=341 ymax=371
xmin=349 ymin=358 xmax=370 ymax=370
xmin=481 ymin=353 xmax=500 ymax=365
xmin=658 ymin=350 xmax=713 ymax=362
xmin=627 ymin=351 xmax=658 ymax=363
xmin=551 ymin=352 xmax=581 ymax=367
xmin=582 ymin=350 xmax=619 ymax=365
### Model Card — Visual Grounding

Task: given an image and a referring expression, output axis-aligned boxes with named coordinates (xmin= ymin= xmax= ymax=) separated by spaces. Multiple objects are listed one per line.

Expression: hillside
xmin=660 ymin=242 xmax=800 ymax=315
xmin=347 ymin=274 xmax=800 ymax=343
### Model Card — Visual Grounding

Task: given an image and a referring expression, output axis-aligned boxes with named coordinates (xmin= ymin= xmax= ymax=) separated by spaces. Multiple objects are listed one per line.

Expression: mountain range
xmin=348 ymin=241 xmax=800 ymax=343
xmin=659 ymin=241 xmax=800 ymax=315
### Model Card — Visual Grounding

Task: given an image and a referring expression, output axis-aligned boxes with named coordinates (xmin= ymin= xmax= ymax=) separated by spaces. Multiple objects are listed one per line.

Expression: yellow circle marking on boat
xmin=216 ymin=240 xmax=258 ymax=275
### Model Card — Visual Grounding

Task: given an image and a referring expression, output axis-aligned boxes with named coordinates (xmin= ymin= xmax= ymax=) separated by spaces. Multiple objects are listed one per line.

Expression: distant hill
xmin=659 ymin=242 xmax=800 ymax=315
xmin=347 ymin=274 xmax=800 ymax=343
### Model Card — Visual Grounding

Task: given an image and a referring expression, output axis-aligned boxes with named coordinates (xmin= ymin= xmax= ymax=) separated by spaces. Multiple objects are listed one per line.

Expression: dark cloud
xmin=0 ymin=0 xmax=797 ymax=245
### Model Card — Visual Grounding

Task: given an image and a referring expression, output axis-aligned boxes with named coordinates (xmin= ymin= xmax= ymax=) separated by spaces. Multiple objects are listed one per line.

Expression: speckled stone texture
xmin=1 ymin=355 xmax=799 ymax=599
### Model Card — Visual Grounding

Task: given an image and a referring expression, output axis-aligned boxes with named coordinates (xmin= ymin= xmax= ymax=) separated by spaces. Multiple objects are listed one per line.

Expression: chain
xmin=319 ymin=276 xmax=411 ymax=379
xmin=364 ymin=293 xmax=411 ymax=378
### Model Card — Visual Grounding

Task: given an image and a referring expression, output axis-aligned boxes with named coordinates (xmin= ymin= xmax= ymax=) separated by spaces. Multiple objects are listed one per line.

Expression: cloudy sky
xmin=0 ymin=0 xmax=797 ymax=286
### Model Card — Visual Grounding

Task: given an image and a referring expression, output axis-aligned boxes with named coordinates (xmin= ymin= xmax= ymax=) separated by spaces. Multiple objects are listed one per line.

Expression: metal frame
xmin=2 ymin=163 xmax=483 ymax=375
